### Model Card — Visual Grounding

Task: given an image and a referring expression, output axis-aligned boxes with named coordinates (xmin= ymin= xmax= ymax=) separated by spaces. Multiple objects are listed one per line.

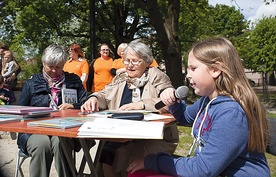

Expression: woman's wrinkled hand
xmin=58 ymin=103 xmax=74 ymax=110
xmin=118 ymin=101 xmax=144 ymax=111
xmin=80 ymin=96 xmax=99 ymax=113
xmin=127 ymin=158 xmax=145 ymax=174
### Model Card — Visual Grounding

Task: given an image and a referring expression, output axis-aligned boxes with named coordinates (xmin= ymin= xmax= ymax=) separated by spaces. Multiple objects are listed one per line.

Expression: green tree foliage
xmin=203 ymin=4 xmax=248 ymax=65
xmin=178 ymin=3 xmax=247 ymax=75
xmin=209 ymin=4 xmax=246 ymax=38
xmin=1 ymin=0 xmax=90 ymax=53
xmin=17 ymin=57 xmax=42 ymax=81
xmin=0 ymin=0 xmax=249 ymax=87
xmin=247 ymin=16 xmax=276 ymax=73
xmin=0 ymin=0 xmax=151 ymax=58
xmin=178 ymin=0 xmax=211 ymax=73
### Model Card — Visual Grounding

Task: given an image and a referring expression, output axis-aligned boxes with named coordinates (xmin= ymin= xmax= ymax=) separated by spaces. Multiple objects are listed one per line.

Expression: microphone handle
xmin=154 ymin=101 xmax=166 ymax=110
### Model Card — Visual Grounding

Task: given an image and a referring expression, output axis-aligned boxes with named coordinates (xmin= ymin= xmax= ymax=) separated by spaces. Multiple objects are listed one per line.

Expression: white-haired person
xmin=17 ymin=44 xmax=91 ymax=177
xmin=81 ymin=40 xmax=178 ymax=177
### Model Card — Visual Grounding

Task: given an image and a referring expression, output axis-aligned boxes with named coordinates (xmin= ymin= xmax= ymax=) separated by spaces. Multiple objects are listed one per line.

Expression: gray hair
xmin=42 ymin=45 xmax=68 ymax=65
xmin=124 ymin=41 xmax=153 ymax=65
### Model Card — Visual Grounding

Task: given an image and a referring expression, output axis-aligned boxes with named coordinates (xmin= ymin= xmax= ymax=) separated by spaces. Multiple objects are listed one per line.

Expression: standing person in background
xmin=110 ymin=43 xmax=128 ymax=76
xmin=127 ymin=37 xmax=270 ymax=177
xmin=1 ymin=50 xmax=20 ymax=90
xmin=90 ymin=43 xmax=113 ymax=92
xmin=17 ymin=44 xmax=90 ymax=177
xmin=0 ymin=44 xmax=10 ymax=69
xmin=0 ymin=44 xmax=21 ymax=90
xmin=63 ymin=44 xmax=89 ymax=91
xmin=0 ymin=74 xmax=16 ymax=105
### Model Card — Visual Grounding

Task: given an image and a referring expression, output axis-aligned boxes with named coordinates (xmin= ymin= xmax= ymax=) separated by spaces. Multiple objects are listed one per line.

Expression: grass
xmin=174 ymin=124 xmax=276 ymax=176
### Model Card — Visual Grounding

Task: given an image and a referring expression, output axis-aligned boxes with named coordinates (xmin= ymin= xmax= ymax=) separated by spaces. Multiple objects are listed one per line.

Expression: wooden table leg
xmin=59 ymin=137 xmax=77 ymax=177
xmin=79 ymin=138 xmax=98 ymax=177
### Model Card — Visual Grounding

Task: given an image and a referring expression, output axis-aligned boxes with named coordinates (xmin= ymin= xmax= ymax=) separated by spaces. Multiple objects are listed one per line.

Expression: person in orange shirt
xmin=63 ymin=44 xmax=89 ymax=90
xmin=110 ymin=43 xmax=128 ymax=76
xmin=90 ymin=43 xmax=113 ymax=92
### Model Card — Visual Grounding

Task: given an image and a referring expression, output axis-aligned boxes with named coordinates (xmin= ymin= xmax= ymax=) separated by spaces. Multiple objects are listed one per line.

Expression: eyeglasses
xmin=101 ymin=49 xmax=109 ymax=52
xmin=122 ymin=59 xmax=143 ymax=66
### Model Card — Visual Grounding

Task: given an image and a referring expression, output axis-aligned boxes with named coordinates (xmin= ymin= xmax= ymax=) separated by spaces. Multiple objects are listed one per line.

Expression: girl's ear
xmin=212 ymin=68 xmax=221 ymax=79
xmin=211 ymin=61 xmax=222 ymax=79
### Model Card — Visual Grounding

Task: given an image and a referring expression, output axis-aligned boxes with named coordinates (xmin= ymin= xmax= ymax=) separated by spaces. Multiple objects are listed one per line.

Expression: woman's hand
xmin=0 ymin=95 xmax=5 ymax=101
xmin=118 ymin=101 xmax=144 ymax=111
xmin=127 ymin=158 xmax=145 ymax=174
xmin=160 ymin=88 xmax=176 ymax=106
xmin=7 ymin=73 xmax=16 ymax=81
xmin=80 ymin=96 xmax=99 ymax=113
xmin=58 ymin=103 xmax=74 ymax=110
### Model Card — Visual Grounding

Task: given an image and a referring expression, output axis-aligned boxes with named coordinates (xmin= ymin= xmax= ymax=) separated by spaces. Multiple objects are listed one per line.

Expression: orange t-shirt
xmin=63 ymin=58 xmax=89 ymax=90
xmin=92 ymin=57 xmax=113 ymax=92
xmin=111 ymin=58 xmax=124 ymax=70
xmin=150 ymin=59 xmax=159 ymax=67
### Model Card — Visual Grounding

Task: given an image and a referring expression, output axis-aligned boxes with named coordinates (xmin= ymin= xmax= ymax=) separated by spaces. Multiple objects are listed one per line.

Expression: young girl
xmin=1 ymin=50 xmax=20 ymax=89
xmin=127 ymin=37 xmax=270 ymax=177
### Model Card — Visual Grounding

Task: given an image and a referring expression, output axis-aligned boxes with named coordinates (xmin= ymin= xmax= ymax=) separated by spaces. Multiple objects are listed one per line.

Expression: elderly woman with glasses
xmin=17 ymin=45 xmax=90 ymax=177
xmin=81 ymin=40 xmax=179 ymax=177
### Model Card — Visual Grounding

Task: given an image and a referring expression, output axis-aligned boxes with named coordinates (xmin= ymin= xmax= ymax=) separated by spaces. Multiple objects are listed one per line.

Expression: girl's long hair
xmin=190 ymin=37 xmax=268 ymax=152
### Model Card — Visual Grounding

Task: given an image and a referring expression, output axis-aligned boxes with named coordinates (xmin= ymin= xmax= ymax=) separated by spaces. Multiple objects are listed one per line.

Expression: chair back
xmin=267 ymin=117 xmax=276 ymax=156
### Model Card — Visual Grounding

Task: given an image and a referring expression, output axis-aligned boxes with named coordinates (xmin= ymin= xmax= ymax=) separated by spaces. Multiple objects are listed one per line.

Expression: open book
xmin=77 ymin=118 xmax=164 ymax=139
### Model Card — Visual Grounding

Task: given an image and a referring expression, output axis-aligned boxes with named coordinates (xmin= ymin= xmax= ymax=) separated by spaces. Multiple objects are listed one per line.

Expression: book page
xmin=143 ymin=113 xmax=173 ymax=121
xmin=77 ymin=118 xmax=164 ymax=139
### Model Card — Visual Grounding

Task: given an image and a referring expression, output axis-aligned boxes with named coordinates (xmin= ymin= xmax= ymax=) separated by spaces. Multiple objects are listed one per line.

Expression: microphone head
xmin=175 ymin=86 xmax=189 ymax=99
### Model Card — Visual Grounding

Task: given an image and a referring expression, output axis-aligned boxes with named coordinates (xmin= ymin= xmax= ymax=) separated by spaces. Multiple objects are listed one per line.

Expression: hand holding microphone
xmin=155 ymin=86 xmax=189 ymax=109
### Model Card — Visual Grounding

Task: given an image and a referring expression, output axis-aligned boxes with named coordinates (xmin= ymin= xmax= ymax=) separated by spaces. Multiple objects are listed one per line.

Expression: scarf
xmin=43 ymin=69 xmax=65 ymax=106
xmin=125 ymin=69 xmax=149 ymax=102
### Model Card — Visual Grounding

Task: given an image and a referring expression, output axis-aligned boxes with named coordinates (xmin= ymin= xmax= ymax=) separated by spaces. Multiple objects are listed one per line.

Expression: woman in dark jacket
xmin=17 ymin=44 xmax=88 ymax=177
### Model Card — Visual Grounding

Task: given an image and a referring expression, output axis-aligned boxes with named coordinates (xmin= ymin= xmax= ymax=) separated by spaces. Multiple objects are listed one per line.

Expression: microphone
xmin=155 ymin=86 xmax=189 ymax=110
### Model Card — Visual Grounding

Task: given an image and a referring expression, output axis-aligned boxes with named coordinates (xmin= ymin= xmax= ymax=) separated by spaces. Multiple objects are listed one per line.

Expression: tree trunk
xmin=137 ymin=0 xmax=184 ymax=88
